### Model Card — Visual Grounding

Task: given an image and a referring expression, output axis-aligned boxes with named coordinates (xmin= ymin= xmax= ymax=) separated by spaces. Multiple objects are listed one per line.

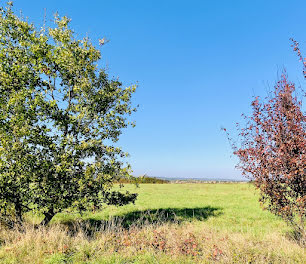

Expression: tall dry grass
xmin=0 ymin=218 xmax=304 ymax=264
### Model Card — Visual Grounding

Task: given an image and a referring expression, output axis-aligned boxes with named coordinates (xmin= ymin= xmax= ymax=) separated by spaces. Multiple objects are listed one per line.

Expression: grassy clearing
xmin=53 ymin=183 xmax=289 ymax=236
xmin=0 ymin=183 xmax=305 ymax=263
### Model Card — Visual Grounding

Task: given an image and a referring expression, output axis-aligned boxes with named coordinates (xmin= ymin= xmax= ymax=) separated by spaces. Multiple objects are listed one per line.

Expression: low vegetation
xmin=116 ymin=175 xmax=169 ymax=184
xmin=0 ymin=183 xmax=304 ymax=263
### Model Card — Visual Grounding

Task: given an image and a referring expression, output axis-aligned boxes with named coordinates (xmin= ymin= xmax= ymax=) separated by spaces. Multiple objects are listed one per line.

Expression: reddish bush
xmin=226 ymin=60 xmax=305 ymax=241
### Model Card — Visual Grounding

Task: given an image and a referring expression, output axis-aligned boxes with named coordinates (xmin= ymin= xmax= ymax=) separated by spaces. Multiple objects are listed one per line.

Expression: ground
xmin=0 ymin=183 xmax=304 ymax=263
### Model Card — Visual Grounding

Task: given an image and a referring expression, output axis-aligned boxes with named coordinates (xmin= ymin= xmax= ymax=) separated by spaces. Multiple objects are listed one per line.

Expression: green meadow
xmin=53 ymin=183 xmax=288 ymax=236
xmin=1 ymin=183 xmax=304 ymax=263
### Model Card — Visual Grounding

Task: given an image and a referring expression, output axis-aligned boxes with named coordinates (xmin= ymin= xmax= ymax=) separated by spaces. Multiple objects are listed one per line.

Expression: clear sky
xmin=9 ymin=0 xmax=306 ymax=179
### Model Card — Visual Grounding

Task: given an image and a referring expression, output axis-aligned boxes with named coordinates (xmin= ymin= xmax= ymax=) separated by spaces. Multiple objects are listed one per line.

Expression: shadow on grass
xmin=61 ymin=206 xmax=223 ymax=237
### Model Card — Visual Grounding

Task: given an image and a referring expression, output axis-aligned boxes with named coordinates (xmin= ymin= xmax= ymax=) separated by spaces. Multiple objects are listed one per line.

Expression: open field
xmin=0 ymin=183 xmax=305 ymax=263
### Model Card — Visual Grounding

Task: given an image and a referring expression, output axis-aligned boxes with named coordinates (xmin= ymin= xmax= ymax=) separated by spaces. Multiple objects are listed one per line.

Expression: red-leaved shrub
xmin=226 ymin=42 xmax=305 ymax=242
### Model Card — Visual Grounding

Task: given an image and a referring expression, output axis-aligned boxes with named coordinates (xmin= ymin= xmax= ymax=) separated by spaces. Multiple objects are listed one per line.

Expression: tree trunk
xmin=14 ymin=201 xmax=23 ymax=225
xmin=40 ymin=208 xmax=55 ymax=226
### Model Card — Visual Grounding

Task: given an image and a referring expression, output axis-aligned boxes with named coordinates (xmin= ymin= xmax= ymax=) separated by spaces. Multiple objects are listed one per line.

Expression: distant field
xmin=1 ymin=183 xmax=305 ymax=263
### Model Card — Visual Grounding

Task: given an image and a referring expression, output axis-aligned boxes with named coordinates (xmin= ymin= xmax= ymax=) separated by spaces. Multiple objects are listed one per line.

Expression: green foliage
xmin=0 ymin=2 xmax=137 ymax=225
xmin=116 ymin=175 xmax=170 ymax=184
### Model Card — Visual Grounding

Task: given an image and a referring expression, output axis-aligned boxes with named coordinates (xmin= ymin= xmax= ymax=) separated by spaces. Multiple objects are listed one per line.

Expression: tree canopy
xmin=0 ymin=2 xmax=137 ymax=226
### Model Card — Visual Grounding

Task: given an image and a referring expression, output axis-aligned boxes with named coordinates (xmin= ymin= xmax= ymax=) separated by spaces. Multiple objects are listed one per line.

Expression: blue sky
xmin=9 ymin=0 xmax=306 ymax=179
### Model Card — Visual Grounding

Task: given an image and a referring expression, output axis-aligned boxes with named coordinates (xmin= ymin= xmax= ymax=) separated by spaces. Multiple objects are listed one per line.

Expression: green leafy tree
xmin=0 ymin=2 xmax=137 ymax=226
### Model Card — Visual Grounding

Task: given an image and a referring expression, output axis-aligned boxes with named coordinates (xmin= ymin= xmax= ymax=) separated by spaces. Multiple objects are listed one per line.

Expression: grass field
xmin=0 ymin=183 xmax=305 ymax=263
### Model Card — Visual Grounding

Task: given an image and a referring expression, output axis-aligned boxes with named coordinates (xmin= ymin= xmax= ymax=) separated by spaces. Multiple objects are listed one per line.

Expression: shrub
xmin=116 ymin=175 xmax=169 ymax=184
xmin=226 ymin=60 xmax=305 ymax=242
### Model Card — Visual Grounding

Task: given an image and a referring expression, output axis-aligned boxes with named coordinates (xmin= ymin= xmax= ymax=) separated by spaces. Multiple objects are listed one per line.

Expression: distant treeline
xmin=116 ymin=176 xmax=169 ymax=184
